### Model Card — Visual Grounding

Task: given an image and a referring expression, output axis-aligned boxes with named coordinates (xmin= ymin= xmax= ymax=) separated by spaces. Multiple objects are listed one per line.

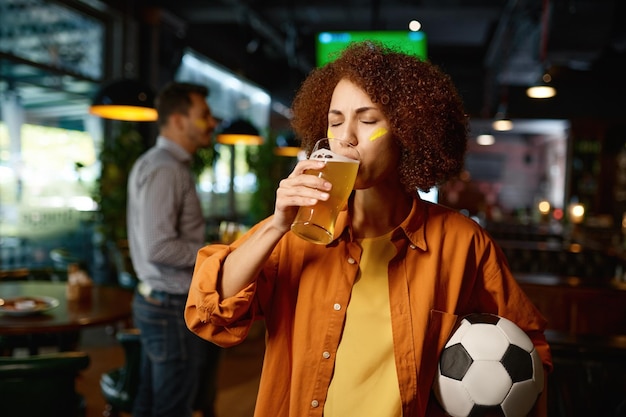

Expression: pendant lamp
xmin=528 ymin=3 xmax=557 ymax=100
xmin=273 ymin=131 xmax=302 ymax=157
xmin=492 ymin=117 xmax=514 ymax=132
xmin=89 ymin=79 xmax=158 ymax=122
xmin=526 ymin=73 xmax=557 ymax=99
xmin=492 ymin=89 xmax=514 ymax=131
xmin=216 ymin=119 xmax=263 ymax=145
xmin=476 ymin=132 xmax=495 ymax=146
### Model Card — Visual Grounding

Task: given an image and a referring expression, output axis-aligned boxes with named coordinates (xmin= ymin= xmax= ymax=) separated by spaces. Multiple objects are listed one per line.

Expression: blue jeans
xmin=132 ymin=290 xmax=221 ymax=417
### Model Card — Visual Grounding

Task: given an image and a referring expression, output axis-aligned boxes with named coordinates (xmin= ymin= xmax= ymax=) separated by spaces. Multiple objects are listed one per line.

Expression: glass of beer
xmin=291 ymin=138 xmax=360 ymax=245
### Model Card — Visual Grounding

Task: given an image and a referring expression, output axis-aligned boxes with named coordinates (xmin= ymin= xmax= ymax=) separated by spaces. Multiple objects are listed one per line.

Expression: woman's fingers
xmin=274 ymin=160 xmax=331 ymax=217
xmin=287 ymin=159 xmax=325 ymax=178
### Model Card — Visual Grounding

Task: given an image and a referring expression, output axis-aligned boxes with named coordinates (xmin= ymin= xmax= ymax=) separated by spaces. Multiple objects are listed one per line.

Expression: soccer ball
xmin=433 ymin=313 xmax=544 ymax=417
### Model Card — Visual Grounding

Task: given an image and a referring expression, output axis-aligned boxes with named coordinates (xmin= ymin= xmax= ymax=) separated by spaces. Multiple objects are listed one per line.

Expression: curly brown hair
xmin=290 ymin=41 xmax=468 ymax=193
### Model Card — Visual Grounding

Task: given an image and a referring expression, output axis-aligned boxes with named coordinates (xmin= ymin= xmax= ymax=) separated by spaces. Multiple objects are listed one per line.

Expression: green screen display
xmin=316 ymin=31 xmax=428 ymax=66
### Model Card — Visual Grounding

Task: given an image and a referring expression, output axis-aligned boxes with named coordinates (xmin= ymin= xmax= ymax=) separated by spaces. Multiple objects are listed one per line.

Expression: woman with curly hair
xmin=185 ymin=41 xmax=552 ymax=417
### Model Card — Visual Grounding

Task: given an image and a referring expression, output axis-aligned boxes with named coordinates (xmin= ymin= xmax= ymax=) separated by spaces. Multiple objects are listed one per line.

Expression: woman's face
xmin=327 ymin=78 xmax=400 ymax=190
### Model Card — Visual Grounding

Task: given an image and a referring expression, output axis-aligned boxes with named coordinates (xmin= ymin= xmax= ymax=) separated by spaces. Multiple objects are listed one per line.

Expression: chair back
xmin=0 ymin=351 xmax=90 ymax=417
xmin=100 ymin=328 xmax=142 ymax=413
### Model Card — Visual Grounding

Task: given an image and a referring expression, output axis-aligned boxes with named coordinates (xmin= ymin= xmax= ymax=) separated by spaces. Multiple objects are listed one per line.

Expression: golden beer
xmin=291 ymin=158 xmax=359 ymax=245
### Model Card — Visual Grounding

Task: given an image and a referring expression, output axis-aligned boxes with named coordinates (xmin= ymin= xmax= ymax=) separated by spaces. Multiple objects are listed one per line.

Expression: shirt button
xmin=323 ymin=351 xmax=331 ymax=359
xmin=347 ymin=257 xmax=356 ymax=264
xmin=333 ymin=303 xmax=341 ymax=311
xmin=311 ymin=400 xmax=319 ymax=408
xmin=409 ymin=244 xmax=417 ymax=249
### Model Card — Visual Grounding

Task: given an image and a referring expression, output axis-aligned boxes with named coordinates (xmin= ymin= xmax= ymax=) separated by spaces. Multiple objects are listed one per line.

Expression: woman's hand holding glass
xmin=271 ymin=158 xmax=331 ymax=233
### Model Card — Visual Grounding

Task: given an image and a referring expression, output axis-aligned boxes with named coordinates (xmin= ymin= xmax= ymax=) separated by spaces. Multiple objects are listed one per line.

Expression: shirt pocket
xmin=416 ymin=310 xmax=460 ymax=413
xmin=425 ymin=309 xmax=459 ymax=363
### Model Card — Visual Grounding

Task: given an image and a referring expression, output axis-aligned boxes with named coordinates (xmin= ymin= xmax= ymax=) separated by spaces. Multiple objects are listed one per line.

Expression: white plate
xmin=0 ymin=296 xmax=60 ymax=316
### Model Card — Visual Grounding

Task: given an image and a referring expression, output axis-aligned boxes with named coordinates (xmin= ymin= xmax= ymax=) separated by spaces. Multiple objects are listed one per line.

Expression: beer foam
xmin=310 ymin=149 xmax=359 ymax=163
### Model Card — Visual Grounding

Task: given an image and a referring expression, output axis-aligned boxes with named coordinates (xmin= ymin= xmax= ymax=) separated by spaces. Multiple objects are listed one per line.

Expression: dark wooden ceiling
xmin=1 ymin=0 xmax=625 ymax=129
xmin=140 ymin=0 xmax=626 ymax=120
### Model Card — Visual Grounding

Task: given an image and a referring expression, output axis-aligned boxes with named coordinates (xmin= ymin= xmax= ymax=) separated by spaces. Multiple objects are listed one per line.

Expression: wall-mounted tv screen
xmin=316 ymin=31 xmax=427 ymax=67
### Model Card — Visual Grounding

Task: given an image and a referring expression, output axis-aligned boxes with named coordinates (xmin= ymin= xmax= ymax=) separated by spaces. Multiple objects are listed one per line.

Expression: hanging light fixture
xmin=491 ymin=87 xmax=513 ymax=131
xmin=89 ymin=79 xmax=158 ymax=122
xmin=526 ymin=73 xmax=557 ymax=99
xmin=273 ymin=131 xmax=301 ymax=157
xmin=476 ymin=132 xmax=495 ymax=146
xmin=492 ymin=116 xmax=514 ymax=131
xmin=526 ymin=0 xmax=556 ymax=100
xmin=492 ymin=106 xmax=514 ymax=131
xmin=216 ymin=119 xmax=263 ymax=145
xmin=217 ymin=118 xmax=263 ymax=218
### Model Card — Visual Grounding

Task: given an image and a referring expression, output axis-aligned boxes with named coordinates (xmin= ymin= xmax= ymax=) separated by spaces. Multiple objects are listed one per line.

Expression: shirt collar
xmin=156 ymin=136 xmax=193 ymax=164
xmin=331 ymin=194 xmax=428 ymax=250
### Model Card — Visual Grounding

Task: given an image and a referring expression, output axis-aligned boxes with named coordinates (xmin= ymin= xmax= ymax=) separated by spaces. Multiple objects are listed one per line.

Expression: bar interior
xmin=1 ymin=1 xmax=625 ymax=416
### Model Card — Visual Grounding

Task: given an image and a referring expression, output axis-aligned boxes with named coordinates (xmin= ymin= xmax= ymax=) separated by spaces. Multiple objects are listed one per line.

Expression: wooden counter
xmin=515 ymin=274 xmax=626 ymax=416
xmin=516 ymin=273 xmax=626 ymax=336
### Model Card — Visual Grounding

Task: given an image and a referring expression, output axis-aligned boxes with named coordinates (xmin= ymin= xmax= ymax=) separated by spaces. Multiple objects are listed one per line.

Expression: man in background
xmin=127 ymin=82 xmax=220 ymax=417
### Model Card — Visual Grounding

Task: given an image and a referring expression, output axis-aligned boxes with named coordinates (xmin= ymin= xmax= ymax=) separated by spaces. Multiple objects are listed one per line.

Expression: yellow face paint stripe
xmin=194 ymin=119 xmax=208 ymax=130
xmin=369 ymin=127 xmax=388 ymax=142
xmin=326 ymin=127 xmax=388 ymax=141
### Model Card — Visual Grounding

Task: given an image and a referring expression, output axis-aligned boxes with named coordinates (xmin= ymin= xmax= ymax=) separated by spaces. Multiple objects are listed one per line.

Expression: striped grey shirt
xmin=127 ymin=136 xmax=205 ymax=295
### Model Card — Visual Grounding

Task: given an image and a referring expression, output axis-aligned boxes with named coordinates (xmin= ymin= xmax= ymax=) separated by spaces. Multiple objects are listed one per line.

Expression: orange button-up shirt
xmin=185 ymin=198 xmax=552 ymax=417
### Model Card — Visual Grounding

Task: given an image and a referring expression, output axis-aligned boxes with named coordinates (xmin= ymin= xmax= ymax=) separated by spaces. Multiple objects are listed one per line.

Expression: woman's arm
xmin=219 ymin=219 xmax=285 ymax=297
xmin=218 ymin=158 xmax=330 ymax=298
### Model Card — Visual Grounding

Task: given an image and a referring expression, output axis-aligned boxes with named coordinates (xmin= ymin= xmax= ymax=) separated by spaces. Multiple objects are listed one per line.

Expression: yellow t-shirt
xmin=324 ymin=233 xmax=401 ymax=416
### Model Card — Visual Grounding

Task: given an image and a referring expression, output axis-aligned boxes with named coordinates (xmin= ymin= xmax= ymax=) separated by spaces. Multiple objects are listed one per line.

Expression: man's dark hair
xmin=155 ymin=82 xmax=210 ymax=127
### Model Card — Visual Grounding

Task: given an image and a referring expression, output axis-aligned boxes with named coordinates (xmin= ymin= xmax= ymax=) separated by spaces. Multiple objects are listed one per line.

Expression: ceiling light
xmin=491 ymin=104 xmax=513 ymax=131
xmin=492 ymin=118 xmax=514 ymax=131
xmin=491 ymin=90 xmax=513 ymax=131
xmin=526 ymin=85 xmax=557 ymax=99
xmin=476 ymin=133 xmax=495 ymax=146
xmin=408 ymin=20 xmax=422 ymax=31
xmin=526 ymin=73 xmax=557 ymax=99
xmin=216 ymin=119 xmax=263 ymax=145
xmin=89 ymin=79 xmax=157 ymax=122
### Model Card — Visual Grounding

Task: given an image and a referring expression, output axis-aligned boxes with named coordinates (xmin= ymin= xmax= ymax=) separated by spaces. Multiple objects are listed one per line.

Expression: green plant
xmin=94 ymin=123 xmax=145 ymax=243
xmin=192 ymin=146 xmax=218 ymax=179
xmin=246 ymin=132 xmax=298 ymax=224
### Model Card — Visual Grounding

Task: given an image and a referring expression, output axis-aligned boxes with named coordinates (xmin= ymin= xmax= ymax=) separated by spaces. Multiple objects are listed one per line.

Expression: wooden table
xmin=0 ymin=281 xmax=133 ymax=354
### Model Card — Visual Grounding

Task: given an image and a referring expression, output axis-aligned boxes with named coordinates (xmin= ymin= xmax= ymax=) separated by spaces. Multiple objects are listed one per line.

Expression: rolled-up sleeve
xmin=185 ymin=240 xmax=259 ymax=348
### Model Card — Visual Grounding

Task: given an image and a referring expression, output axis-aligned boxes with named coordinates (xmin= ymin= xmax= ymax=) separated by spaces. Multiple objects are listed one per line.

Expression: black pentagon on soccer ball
xmin=464 ymin=313 xmax=501 ymax=325
xmin=501 ymin=344 xmax=533 ymax=382
xmin=439 ymin=343 xmax=473 ymax=380
xmin=468 ymin=404 xmax=506 ymax=417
